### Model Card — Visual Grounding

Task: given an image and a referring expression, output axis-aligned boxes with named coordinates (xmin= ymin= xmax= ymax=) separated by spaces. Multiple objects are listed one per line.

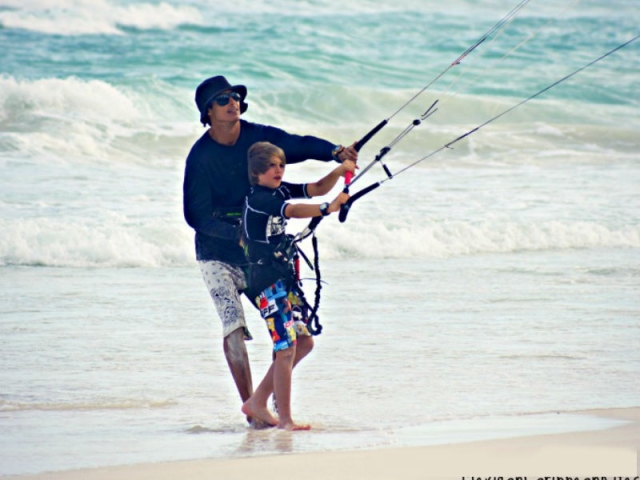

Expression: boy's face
xmin=257 ymin=155 xmax=285 ymax=189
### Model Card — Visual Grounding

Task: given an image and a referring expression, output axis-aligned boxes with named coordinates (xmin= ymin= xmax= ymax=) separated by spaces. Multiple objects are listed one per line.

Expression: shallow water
xmin=1 ymin=249 xmax=638 ymax=474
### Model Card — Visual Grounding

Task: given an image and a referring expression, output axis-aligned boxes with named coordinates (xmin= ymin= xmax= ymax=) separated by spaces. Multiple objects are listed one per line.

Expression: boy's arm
xmin=284 ymin=192 xmax=350 ymax=219
xmin=306 ymin=161 xmax=356 ymax=197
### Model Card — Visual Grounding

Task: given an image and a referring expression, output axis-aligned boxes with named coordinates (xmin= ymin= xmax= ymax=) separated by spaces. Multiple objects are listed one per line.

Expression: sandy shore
xmin=7 ymin=408 xmax=639 ymax=480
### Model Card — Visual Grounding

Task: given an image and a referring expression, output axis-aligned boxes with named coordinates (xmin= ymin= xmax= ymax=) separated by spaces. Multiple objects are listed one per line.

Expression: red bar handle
xmin=344 ymin=171 xmax=353 ymax=186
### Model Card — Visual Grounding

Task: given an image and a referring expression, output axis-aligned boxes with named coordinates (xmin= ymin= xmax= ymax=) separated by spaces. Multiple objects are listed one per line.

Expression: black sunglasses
xmin=212 ymin=92 xmax=242 ymax=107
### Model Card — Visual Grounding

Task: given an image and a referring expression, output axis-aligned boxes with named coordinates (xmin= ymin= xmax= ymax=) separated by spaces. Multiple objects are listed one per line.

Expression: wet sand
xmin=7 ymin=407 xmax=638 ymax=480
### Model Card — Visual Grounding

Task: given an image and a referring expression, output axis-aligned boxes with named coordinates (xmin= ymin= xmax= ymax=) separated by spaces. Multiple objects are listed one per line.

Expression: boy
xmin=241 ymin=141 xmax=356 ymax=430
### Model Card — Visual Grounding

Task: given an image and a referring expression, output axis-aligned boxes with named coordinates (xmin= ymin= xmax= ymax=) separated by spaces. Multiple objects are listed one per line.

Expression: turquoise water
xmin=1 ymin=0 xmax=639 ymax=476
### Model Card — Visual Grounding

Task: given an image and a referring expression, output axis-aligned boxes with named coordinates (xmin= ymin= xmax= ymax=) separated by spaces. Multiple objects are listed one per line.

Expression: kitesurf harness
xmin=268 ymin=222 xmax=324 ymax=336
xmin=212 ymin=206 xmax=243 ymax=225
xmin=214 ymin=203 xmax=324 ymax=334
xmin=227 ymin=198 xmax=324 ymax=334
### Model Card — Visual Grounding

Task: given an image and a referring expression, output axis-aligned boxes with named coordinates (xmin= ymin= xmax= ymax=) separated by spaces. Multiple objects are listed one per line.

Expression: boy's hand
xmin=338 ymin=160 xmax=357 ymax=177
xmin=328 ymin=192 xmax=350 ymax=213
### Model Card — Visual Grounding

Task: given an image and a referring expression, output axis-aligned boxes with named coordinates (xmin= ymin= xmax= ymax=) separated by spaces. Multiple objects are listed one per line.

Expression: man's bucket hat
xmin=195 ymin=75 xmax=248 ymax=125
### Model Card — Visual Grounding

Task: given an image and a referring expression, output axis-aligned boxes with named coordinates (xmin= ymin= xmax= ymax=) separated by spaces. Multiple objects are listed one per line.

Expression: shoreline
xmin=6 ymin=407 xmax=638 ymax=480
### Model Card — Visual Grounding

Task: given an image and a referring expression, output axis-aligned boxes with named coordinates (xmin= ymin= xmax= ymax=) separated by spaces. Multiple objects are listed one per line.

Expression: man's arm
xmin=261 ymin=124 xmax=337 ymax=164
xmin=183 ymin=158 xmax=240 ymax=241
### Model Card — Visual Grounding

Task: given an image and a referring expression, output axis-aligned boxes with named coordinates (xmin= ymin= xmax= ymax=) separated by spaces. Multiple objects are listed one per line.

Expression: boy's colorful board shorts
xmin=254 ymin=279 xmax=310 ymax=352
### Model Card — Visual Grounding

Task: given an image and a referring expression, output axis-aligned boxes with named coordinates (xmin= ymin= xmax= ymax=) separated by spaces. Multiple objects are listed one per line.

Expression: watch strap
xmin=331 ymin=145 xmax=344 ymax=162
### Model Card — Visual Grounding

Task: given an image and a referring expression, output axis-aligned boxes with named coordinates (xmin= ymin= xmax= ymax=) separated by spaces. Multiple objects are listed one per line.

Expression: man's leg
xmin=199 ymin=261 xmax=255 ymax=424
xmin=223 ymin=327 xmax=253 ymax=403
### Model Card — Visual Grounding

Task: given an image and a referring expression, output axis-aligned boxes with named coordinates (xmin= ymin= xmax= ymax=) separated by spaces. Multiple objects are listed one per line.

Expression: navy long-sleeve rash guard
xmin=183 ymin=120 xmax=337 ymax=265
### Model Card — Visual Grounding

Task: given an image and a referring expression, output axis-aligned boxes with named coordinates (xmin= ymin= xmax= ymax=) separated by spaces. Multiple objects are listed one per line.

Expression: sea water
xmin=1 ymin=0 xmax=639 ymax=475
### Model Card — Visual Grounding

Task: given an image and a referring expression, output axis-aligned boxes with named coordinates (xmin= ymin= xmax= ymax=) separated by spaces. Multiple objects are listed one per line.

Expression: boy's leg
xmin=242 ymin=280 xmax=312 ymax=430
xmin=242 ymin=343 xmax=310 ymax=430
xmin=294 ymin=335 xmax=314 ymax=365
xmin=241 ymin=362 xmax=278 ymax=426
xmin=289 ymin=290 xmax=314 ymax=366
xmin=271 ymin=290 xmax=315 ymax=414
xmin=273 ymin=346 xmax=303 ymax=430
xmin=254 ymin=335 xmax=314 ymax=416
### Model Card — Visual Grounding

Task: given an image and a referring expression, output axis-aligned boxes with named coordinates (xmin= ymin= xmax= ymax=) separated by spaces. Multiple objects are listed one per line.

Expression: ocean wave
xmin=0 ymin=75 xmax=194 ymax=163
xmin=310 ymin=218 xmax=640 ymax=260
xmin=182 ymin=0 xmax=486 ymax=17
xmin=1 ymin=72 xmax=636 ymax=167
xmin=2 ymin=214 xmax=638 ymax=268
xmin=0 ymin=216 xmax=194 ymax=268
xmin=0 ymin=0 xmax=204 ymax=35
xmin=247 ymin=84 xmax=640 ymax=148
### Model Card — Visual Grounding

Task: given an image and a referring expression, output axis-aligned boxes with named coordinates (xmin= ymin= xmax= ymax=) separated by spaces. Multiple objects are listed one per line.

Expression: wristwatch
xmin=319 ymin=202 xmax=330 ymax=216
xmin=331 ymin=144 xmax=344 ymax=162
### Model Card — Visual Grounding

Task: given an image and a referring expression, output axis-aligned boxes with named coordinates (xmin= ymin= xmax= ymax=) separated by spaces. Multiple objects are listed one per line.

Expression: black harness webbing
xmin=291 ymin=218 xmax=324 ymax=336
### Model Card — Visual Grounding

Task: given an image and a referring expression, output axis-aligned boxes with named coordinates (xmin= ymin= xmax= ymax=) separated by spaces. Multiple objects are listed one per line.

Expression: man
xmin=182 ymin=75 xmax=357 ymax=425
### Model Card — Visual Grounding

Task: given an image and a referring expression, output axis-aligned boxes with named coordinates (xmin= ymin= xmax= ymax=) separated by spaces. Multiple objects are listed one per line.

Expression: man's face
xmin=208 ymin=90 xmax=241 ymax=123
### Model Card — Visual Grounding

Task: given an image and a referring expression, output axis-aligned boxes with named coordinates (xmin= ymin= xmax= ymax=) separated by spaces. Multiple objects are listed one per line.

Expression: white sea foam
xmin=0 ymin=0 xmax=204 ymax=35
xmin=313 ymin=218 xmax=640 ymax=260
xmin=1 ymin=72 xmax=634 ymax=168
xmin=2 ymin=213 xmax=638 ymax=268
xmin=0 ymin=75 xmax=193 ymax=163
xmin=0 ymin=75 xmax=141 ymax=127
xmin=0 ymin=216 xmax=193 ymax=267
xmin=0 ymin=398 xmax=177 ymax=412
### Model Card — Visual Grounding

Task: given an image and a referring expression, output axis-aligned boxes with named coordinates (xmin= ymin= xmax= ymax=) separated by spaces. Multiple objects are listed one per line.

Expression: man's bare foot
xmin=242 ymin=398 xmax=278 ymax=427
xmin=278 ymin=421 xmax=311 ymax=431
xmin=250 ymin=418 xmax=276 ymax=430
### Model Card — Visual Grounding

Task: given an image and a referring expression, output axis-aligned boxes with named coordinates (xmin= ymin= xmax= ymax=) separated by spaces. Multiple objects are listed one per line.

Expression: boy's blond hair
xmin=247 ymin=142 xmax=286 ymax=186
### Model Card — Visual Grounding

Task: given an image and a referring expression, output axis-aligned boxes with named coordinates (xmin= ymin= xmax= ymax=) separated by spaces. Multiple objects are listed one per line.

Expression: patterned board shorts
xmin=199 ymin=260 xmax=252 ymax=339
xmin=254 ymin=279 xmax=311 ymax=352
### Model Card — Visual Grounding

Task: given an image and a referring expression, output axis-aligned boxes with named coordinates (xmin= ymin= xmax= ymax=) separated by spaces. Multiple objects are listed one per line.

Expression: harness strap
xmin=292 ymin=231 xmax=323 ymax=336
xmin=255 ymin=220 xmax=323 ymax=336
xmin=305 ymin=233 xmax=323 ymax=335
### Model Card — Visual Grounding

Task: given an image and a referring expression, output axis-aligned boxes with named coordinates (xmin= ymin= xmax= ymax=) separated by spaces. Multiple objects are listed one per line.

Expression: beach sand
xmin=7 ymin=408 xmax=638 ymax=480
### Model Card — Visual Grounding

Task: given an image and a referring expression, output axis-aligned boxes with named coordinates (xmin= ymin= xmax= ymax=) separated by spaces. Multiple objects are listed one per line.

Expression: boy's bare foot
xmin=242 ymin=399 xmax=278 ymax=427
